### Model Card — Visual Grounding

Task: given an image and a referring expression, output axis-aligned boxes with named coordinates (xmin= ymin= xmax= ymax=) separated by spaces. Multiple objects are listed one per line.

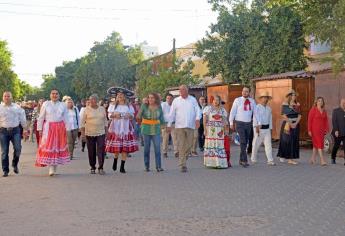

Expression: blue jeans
xmin=0 ymin=126 xmax=22 ymax=173
xmin=143 ymin=134 xmax=162 ymax=169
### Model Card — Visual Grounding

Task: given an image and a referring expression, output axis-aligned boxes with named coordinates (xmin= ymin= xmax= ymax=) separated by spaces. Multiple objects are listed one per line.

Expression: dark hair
xmin=148 ymin=92 xmax=160 ymax=106
xmin=50 ymin=88 xmax=60 ymax=94
xmin=314 ymin=96 xmax=325 ymax=108
xmin=243 ymin=86 xmax=251 ymax=92
xmin=166 ymin=93 xmax=174 ymax=98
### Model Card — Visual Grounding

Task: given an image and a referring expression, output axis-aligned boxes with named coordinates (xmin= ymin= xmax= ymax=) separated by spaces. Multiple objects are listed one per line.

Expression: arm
xmin=37 ymin=102 xmax=47 ymax=131
xmin=80 ymin=107 xmax=87 ymax=136
xmin=159 ymin=107 xmax=165 ymax=127
xmin=19 ymin=108 xmax=28 ymax=131
xmin=269 ymin=108 xmax=273 ymax=130
xmin=63 ymin=105 xmax=71 ymax=131
xmin=167 ymin=101 xmax=176 ymax=128
xmin=332 ymin=109 xmax=338 ymax=133
xmin=307 ymin=108 xmax=314 ymax=136
xmin=229 ymin=98 xmax=238 ymax=127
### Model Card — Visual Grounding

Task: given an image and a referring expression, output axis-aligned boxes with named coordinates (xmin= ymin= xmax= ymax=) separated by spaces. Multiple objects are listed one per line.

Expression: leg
xmin=331 ymin=136 xmax=342 ymax=163
xmin=181 ymin=129 xmax=194 ymax=169
xmin=318 ymin=148 xmax=327 ymax=165
xmin=152 ymin=134 xmax=162 ymax=170
xmin=71 ymin=129 xmax=79 ymax=157
xmin=247 ymin=126 xmax=254 ymax=154
xmin=237 ymin=122 xmax=249 ymax=164
xmin=0 ymin=130 xmax=10 ymax=175
xmin=66 ymin=131 xmax=74 ymax=159
xmin=171 ymin=126 xmax=178 ymax=155
xmin=191 ymin=129 xmax=198 ymax=155
xmin=86 ymin=136 xmax=97 ymax=170
xmin=120 ymin=152 xmax=127 ymax=173
xmin=161 ymin=127 xmax=168 ymax=156
xmin=96 ymin=135 xmax=105 ymax=169
xmin=11 ymin=127 xmax=22 ymax=171
xmin=310 ymin=148 xmax=317 ymax=164
xmin=198 ymin=125 xmax=205 ymax=151
xmin=251 ymin=129 xmax=263 ymax=163
xmin=175 ymin=129 xmax=185 ymax=169
xmin=262 ymin=129 xmax=273 ymax=163
xmin=143 ymin=135 xmax=151 ymax=170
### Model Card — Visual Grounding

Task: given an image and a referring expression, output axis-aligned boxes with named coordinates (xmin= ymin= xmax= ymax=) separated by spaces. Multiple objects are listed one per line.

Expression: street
xmin=1 ymin=141 xmax=345 ymax=236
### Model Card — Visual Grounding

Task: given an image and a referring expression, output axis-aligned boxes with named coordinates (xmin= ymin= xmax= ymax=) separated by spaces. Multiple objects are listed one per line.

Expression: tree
xmin=196 ymin=0 xmax=307 ymax=84
xmin=269 ymin=0 xmax=345 ymax=71
xmin=136 ymin=58 xmax=198 ymax=99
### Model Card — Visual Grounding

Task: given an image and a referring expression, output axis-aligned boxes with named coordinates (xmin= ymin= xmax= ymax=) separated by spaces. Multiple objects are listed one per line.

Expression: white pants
xmin=251 ymin=129 xmax=273 ymax=162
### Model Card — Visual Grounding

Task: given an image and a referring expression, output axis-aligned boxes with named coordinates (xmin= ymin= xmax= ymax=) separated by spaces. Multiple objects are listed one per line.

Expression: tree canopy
xmin=196 ymin=0 xmax=307 ymax=84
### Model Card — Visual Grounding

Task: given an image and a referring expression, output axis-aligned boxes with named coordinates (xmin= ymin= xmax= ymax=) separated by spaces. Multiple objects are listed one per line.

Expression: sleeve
xmin=80 ymin=107 xmax=87 ymax=129
xmin=195 ymin=102 xmax=201 ymax=120
xmin=203 ymin=106 xmax=210 ymax=115
xmin=37 ymin=101 xmax=47 ymax=131
xmin=167 ymin=100 xmax=177 ymax=127
xmin=19 ymin=107 xmax=27 ymax=129
xmin=129 ymin=105 xmax=135 ymax=116
xmin=253 ymin=105 xmax=260 ymax=127
xmin=107 ymin=104 xmax=114 ymax=120
xmin=136 ymin=104 xmax=145 ymax=120
xmin=222 ymin=108 xmax=229 ymax=125
xmin=229 ymin=98 xmax=238 ymax=126
xmin=269 ymin=108 xmax=273 ymax=130
xmin=63 ymin=105 xmax=71 ymax=131
xmin=332 ymin=109 xmax=338 ymax=132
xmin=159 ymin=107 xmax=165 ymax=124
xmin=307 ymin=108 xmax=314 ymax=132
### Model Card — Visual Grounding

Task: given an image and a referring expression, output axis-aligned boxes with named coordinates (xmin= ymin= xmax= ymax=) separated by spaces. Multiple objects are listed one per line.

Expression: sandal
xmin=288 ymin=160 xmax=298 ymax=165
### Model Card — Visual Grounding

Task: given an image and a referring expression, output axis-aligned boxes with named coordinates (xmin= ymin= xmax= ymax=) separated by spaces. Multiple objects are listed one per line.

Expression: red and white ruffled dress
xmin=105 ymin=104 xmax=138 ymax=153
xmin=35 ymin=101 xmax=70 ymax=167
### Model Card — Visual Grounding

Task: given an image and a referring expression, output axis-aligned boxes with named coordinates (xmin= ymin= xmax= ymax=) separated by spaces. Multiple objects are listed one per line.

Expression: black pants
xmin=86 ymin=135 xmax=105 ymax=170
xmin=331 ymin=136 xmax=345 ymax=160
xmin=198 ymin=124 xmax=205 ymax=150
xmin=236 ymin=121 xmax=252 ymax=163
xmin=0 ymin=127 xmax=21 ymax=173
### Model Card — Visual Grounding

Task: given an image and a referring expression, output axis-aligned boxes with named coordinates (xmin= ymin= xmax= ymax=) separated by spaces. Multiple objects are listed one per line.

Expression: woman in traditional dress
xmin=203 ymin=95 xmax=229 ymax=168
xmin=106 ymin=88 xmax=138 ymax=173
xmin=277 ymin=90 xmax=302 ymax=165
xmin=136 ymin=93 xmax=165 ymax=172
xmin=308 ymin=97 xmax=329 ymax=166
xmin=36 ymin=89 xmax=70 ymax=176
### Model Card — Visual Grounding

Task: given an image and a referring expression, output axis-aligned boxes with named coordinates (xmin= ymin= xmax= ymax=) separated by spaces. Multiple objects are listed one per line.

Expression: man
xmin=197 ymin=96 xmax=207 ymax=152
xmin=331 ymin=98 xmax=345 ymax=165
xmin=229 ymin=86 xmax=256 ymax=167
xmin=168 ymin=85 xmax=201 ymax=172
xmin=23 ymin=101 xmax=34 ymax=142
xmin=65 ymin=98 xmax=80 ymax=160
xmin=251 ymin=91 xmax=275 ymax=166
xmin=0 ymin=91 xmax=27 ymax=177
xmin=161 ymin=94 xmax=178 ymax=158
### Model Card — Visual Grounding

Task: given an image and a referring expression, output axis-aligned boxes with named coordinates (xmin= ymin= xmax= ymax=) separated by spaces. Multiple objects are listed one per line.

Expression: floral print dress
xmin=203 ymin=106 xmax=229 ymax=168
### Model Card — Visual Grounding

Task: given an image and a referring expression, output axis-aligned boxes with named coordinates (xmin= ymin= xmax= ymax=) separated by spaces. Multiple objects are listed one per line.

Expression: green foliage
xmin=269 ymin=0 xmax=345 ymax=71
xmin=196 ymin=0 xmax=307 ymax=84
xmin=39 ymin=31 xmax=144 ymax=100
xmin=136 ymin=58 xmax=198 ymax=99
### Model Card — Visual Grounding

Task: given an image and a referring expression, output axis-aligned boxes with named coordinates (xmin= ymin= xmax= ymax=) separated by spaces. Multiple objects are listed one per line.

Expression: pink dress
xmin=36 ymin=101 xmax=70 ymax=167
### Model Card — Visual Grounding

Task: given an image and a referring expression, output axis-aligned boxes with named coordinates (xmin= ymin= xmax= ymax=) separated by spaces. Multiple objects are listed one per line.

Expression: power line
xmin=0 ymin=2 xmax=211 ymax=13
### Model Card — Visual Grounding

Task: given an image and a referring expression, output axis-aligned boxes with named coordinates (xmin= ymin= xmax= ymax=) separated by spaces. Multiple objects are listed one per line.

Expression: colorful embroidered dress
xmin=106 ymin=104 xmax=138 ymax=153
xmin=203 ymin=106 xmax=229 ymax=168
xmin=36 ymin=101 xmax=70 ymax=167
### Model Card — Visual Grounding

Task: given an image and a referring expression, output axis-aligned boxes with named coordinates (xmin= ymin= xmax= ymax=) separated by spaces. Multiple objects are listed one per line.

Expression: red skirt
xmin=35 ymin=121 xmax=70 ymax=167
xmin=106 ymin=132 xmax=138 ymax=154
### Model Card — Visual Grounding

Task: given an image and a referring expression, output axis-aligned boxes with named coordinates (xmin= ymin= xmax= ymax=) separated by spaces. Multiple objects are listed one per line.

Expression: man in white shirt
xmin=161 ymin=94 xmax=178 ymax=158
xmin=65 ymin=98 xmax=80 ymax=160
xmin=0 ymin=91 xmax=27 ymax=177
xmin=251 ymin=91 xmax=275 ymax=165
xmin=229 ymin=86 xmax=256 ymax=167
xmin=168 ymin=85 xmax=201 ymax=172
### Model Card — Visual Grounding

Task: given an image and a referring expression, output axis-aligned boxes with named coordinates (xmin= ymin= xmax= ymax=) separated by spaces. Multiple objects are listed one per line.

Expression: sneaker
xmin=279 ymin=158 xmax=286 ymax=163
xmin=181 ymin=167 xmax=188 ymax=172
xmin=251 ymin=160 xmax=257 ymax=164
xmin=267 ymin=161 xmax=276 ymax=166
xmin=156 ymin=167 xmax=164 ymax=172
xmin=163 ymin=153 xmax=168 ymax=158
xmin=13 ymin=166 xmax=19 ymax=174
xmin=3 ymin=172 xmax=9 ymax=177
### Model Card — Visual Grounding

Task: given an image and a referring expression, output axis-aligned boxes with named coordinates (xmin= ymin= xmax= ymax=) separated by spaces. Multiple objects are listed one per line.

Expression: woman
xmin=79 ymin=99 xmax=90 ymax=152
xmin=32 ymin=98 xmax=44 ymax=146
xmin=36 ymin=89 xmax=70 ymax=176
xmin=277 ymin=90 xmax=302 ymax=165
xmin=80 ymin=94 xmax=108 ymax=175
xmin=65 ymin=98 xmax=80 ymax=160
xmin=106 ymin=89 xmax=138 ymax=173
xmin=203 ymin=95 xmax=229 ymax=168
xmin=137 ymin=93 xmax=165 ymax=172
xmin=308 ymin=97 xmax=329 ymax=166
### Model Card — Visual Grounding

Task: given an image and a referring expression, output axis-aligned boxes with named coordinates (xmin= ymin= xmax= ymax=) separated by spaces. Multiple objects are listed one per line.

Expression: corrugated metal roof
xmin=253 ymin=71 xmax=314 ymax=81
xmin=166 ymin=84 xmax=205 ymax=91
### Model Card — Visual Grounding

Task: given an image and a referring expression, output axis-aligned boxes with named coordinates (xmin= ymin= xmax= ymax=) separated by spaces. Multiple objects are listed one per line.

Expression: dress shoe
xmin=13 ymin=166 xmax=19 ymax=174
xmin=156 ymin=167 xmax=164 ymax=172
xmin=331 ymin=159 xmax=336 ymax=164
xmin=98 ymin=169 xmax=106 ymax=175
xmin=181 ymin=167 xmax=188 ymax=172
xmin=3 ymin=172 xmax=9 ymax=177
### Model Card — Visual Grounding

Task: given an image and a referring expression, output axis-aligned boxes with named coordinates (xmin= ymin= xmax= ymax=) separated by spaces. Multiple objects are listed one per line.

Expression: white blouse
xmin=37 ymin=101 xmax=70 ymax=131
xmin=107 ymin=104 xmax=134 ymax=136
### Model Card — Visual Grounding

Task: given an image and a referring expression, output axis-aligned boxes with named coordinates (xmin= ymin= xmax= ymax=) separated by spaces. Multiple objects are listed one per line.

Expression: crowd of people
xmin=0 ymin=84 xmax=344 ymax=177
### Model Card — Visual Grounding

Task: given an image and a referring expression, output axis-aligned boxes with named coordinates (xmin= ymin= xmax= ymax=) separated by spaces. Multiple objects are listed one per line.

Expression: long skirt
xmin=277 ymin=121 xmax=300 ymax=159
xmin=105 ymin=121 xmax=138 ymax=154
xmin=35 ymin=121 xmax=70 ymax=167
xmin=204 ymin=124 xmax=228 ymax=169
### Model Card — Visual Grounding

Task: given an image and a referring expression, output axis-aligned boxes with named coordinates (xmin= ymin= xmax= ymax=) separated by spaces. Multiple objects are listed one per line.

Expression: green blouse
xmin=137 ymin=104 xmax=165 ymax=135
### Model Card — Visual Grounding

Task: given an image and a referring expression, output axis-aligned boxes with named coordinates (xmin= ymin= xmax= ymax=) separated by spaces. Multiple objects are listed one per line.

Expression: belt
xmin=141 ymin=119 xmax=160 ymax=125
xmin=261 ymin=124 xmax=269 ymax=129
xmin=0 ymin=126 xmax=19 ymax=131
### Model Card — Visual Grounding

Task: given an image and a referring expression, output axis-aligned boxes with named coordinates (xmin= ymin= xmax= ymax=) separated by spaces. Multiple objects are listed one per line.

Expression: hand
xmin=113 ymin=112 xmax=121 ymax=119
xmin=195 ymin=120 xmax=200 ymax=129
xmin=255 ymin=126 xmax=261 ymax=135
xmin=204 ymin=130 xmax=208 ymax=137
xmin=308 ymin=131 xmax=312 ymax=137
xmin=335 ymin=131 xmax=339 ymax=137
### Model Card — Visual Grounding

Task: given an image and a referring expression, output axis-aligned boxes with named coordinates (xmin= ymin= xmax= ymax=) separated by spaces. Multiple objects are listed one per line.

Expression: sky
xmin=0 ymin=0 xmax=218 ymax=87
